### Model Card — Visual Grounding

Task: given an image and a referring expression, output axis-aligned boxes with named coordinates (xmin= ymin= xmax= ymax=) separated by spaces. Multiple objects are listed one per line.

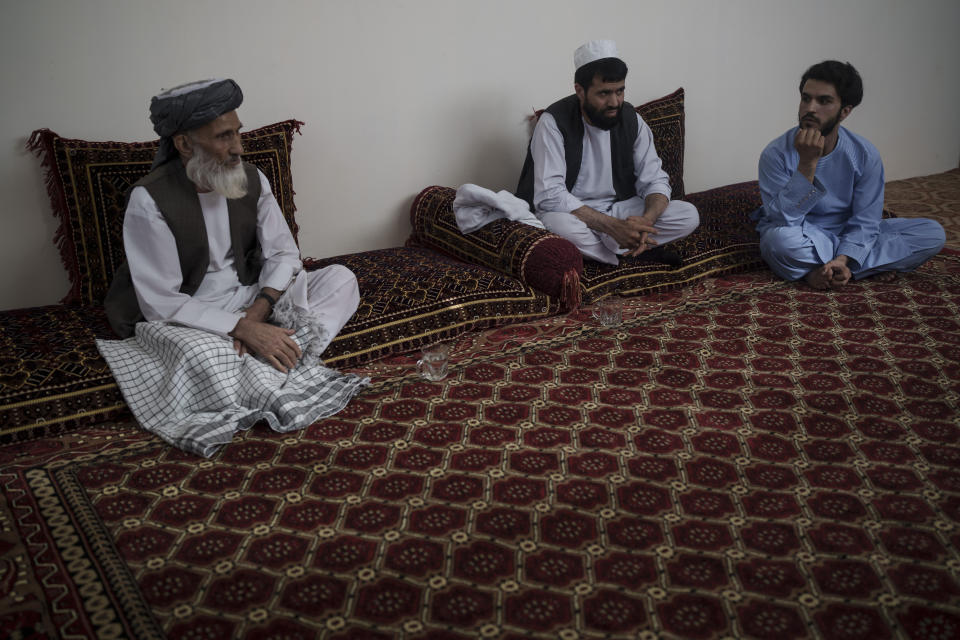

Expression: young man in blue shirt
xmin=755 ymin=60 xmax=944 ymax=290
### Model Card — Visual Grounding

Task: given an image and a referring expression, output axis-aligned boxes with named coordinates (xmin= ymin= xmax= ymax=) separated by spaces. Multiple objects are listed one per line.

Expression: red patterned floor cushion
xmin=409 ymin=180 xmax=764 ymax=305
xmin=635 ymin=87 xmax=686 ymax=199
xmin=27 ymin=120 xmax=303 ymax=305
xmin=0 ymin=247 xmax=555 ymax=442
xmin=0 ymin=304 xmax=128 ymax=444
xmin=310 ymin=247 xmax=558 ymax=368
xmin=409 ymin=186 xmax=583 ymax=309
xmin=578 ymin=181 xmax=764 ymax=301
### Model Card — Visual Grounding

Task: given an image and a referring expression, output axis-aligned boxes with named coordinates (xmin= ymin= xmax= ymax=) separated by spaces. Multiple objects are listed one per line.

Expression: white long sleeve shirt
xmin=530 ymin=110 xmax=672 ymax=214
xmin=123 ymin=169 xmax=302 ymax=338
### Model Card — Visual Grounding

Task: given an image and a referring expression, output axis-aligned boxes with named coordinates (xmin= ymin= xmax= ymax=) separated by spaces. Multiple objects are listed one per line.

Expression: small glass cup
xmin=417 ymin=343 xmax=450 ymax=381
xmin=593 ymin=296 xmax=622 ymax=326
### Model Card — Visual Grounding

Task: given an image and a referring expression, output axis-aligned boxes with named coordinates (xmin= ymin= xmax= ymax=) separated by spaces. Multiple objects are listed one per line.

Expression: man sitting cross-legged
xmin=515 ymin=39 xmax=699 ymax=266
xmin=754 ymin=60 xmax=945 ymax=289
xmin=106 ymin=78 xmax=359 ymax=370
xmin=99 ymin=78 xmax=367 ymax=457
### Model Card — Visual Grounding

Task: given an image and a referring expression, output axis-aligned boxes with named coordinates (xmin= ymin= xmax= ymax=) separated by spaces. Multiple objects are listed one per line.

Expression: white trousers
xmin=271 ymin=264 xmax=359 ymax=353
xmin=537 ymin=197 xmax=700 ymax=264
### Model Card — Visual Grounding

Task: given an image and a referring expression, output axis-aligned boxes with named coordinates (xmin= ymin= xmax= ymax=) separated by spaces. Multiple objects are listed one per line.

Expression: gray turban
xmin=148 ymin=78 xmax=243 ymax=169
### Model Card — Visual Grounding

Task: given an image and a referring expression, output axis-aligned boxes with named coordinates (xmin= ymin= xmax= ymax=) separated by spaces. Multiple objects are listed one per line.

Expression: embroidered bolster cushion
xmin=409 ymin=186 xmax=584 ymax=309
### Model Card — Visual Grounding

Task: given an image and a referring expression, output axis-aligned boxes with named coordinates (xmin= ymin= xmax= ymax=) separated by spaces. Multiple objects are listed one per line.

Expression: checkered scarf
xmin=97 ymin=322 xmax=369 ymax=458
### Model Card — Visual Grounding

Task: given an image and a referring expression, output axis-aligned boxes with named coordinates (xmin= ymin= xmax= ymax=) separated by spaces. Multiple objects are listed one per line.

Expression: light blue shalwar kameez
xmin=754 ymin=126 xmax=944 ymax=281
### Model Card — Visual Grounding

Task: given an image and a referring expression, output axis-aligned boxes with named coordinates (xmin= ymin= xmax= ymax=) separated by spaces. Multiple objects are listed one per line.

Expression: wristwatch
xmin=255 ymin=291 xmax=278 ymax=308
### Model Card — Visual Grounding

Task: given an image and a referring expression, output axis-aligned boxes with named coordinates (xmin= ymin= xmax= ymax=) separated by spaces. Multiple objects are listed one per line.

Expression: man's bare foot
xmin=829 ymin=272 xmax=850 ymax=290
xmin=804 ymin=268 xmax=832 ymax=290
xmin=870 ymin=271 xmax=897 ymax=283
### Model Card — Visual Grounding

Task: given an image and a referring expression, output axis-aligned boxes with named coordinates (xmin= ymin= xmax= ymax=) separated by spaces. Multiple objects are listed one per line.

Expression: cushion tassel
xmin=561 ymin=268 xmax=581 ymax=311
xmin=27 ymin=129 xmax=81 ymax=304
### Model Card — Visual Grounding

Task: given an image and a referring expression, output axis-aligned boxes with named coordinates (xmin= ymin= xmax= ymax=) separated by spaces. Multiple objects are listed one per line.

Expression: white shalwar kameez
xmin=530 ymin=111 xmax=699 ymax=264
xmin=123 ymin=169 xmax=358 ymax=353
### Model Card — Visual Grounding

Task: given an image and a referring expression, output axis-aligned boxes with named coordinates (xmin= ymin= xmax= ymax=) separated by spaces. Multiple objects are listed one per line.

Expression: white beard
xmin=185 ymin=145 xmax=248 ymax=199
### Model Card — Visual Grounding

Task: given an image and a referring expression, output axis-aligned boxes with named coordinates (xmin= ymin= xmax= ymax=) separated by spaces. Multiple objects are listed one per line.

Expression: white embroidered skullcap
xmin=574 ymin=40 xmax=619 ymax=69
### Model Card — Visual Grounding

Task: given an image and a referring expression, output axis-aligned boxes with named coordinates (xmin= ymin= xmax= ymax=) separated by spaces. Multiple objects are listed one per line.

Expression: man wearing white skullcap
xmin=105 ymin=79 xmax=359 ymax=373
xmin=516 ymin=40 xmax=699 ymax=265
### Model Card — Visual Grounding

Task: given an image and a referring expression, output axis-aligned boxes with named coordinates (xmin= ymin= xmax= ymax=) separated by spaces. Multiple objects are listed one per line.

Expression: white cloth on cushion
xmin=453 ymin=183 xmax=545 ymax=233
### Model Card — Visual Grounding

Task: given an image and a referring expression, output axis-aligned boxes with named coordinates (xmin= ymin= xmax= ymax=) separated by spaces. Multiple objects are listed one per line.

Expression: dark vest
xmin=104 ymin=160 xmax=262 ymax=338
xmin=515 ymin=94 xmax=639 ymax=210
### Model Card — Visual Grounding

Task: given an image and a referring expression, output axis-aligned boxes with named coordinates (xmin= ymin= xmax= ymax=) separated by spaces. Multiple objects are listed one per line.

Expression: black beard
xmin=582 ymin=101 xmax=621 ymax=130
xmin=800 ymin=113 xmax=841 ymax=137
xmin=819 ymin=113 xmax=841 ymax=137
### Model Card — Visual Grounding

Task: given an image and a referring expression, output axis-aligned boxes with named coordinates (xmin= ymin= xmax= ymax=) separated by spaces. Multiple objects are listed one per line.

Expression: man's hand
xmin=824 ymin=255 xmax=852 ymax=289
xmin=624 ymin=214 xmax=659 ymax=256
xmin=230 ymin=316 xmax=302 ymax=373
xmin=626 ymin=194 xmax=668 ymax=256
xmin=232 ymin=287 xmax=283 ymax=356
xmin=794 ymin=127 xmax=825 ymax=183
xmin=804 ymin=255 xmax=851 ymax=290
xmin=571 ymin=205 xmax=659 ymax=254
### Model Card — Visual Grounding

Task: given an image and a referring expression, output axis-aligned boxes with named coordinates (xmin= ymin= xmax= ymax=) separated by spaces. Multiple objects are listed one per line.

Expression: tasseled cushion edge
xmin=27 ymin=129 xmax=81 ymax=304
xmin=521 ymin=236 xmax=583 ymax=312
xmin=560 ymin=268 xmax=582 ymax=311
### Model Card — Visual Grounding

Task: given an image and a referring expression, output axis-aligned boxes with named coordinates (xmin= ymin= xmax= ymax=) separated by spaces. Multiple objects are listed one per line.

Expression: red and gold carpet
xmin=885 ymin=169 xmax=960 ymax=249
xmin=2 ymin=248 xmax=959 ymax=639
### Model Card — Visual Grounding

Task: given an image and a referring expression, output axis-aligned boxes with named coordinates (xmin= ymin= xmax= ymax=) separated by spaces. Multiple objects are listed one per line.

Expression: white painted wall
xmin=1 ymin=0 xmax=957 ymax=310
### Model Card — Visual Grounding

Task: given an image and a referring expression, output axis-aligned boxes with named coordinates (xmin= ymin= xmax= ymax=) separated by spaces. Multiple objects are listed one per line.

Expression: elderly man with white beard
xmin=105 ymin=78 xmax=359 ymax=373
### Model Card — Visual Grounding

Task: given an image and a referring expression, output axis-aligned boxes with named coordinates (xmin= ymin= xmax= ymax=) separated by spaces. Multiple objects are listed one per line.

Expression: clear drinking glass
xmin=417 ymin=343 xmax=450 ymax=381
xmin=592 ymin=296 xmax=622 ymax=326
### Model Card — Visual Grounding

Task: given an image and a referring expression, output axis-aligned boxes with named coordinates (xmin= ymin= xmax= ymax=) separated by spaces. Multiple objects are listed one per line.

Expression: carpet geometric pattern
xmin=2 ymin=252 xmax=958 ymax=639
xmin=885 ymin=168 xmax=960 ymax=248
